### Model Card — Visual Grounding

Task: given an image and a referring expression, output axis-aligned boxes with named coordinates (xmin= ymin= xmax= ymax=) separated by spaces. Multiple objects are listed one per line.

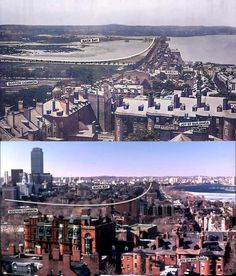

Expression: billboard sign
xmin=179 ymin=121 xmax=210 ymax=128
xmin=179 ymin=256 xmax=208 ymax=264
xmin=8 ymin=208 xmax=38 ymax=215
xmin=91 ymin=184 xmax=111 ymax=190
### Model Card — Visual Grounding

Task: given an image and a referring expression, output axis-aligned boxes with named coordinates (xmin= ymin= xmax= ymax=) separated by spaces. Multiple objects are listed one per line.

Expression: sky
xmin=0 ymin=142 xmax=235 ymax=177
xmin=0 ymin=0 xmax=236 ymax=26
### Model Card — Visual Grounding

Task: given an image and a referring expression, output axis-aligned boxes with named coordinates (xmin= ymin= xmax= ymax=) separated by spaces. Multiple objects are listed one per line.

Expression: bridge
xmin=0 ymin=38 xmax=156 ymax=66
xmin=5 ymin=182 xmax=153 ymax=208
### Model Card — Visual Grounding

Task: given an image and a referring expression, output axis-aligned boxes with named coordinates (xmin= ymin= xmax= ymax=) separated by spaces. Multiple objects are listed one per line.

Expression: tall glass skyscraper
xmin=31 ymin=148 xmax=44 ymax=174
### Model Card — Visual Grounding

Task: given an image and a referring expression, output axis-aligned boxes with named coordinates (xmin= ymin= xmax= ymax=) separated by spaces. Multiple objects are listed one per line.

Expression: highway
xmin=5 ymin=182 xmax=153 ymax=208
xmin=0 ymin=38 xmax=155 ymax=65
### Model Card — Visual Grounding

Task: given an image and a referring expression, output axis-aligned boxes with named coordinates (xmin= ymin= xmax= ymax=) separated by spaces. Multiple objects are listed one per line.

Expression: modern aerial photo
xmin=0 ymin=0 xmax=236 ymax=141
xmin=0 ymin=141 xmax=236 ymax=275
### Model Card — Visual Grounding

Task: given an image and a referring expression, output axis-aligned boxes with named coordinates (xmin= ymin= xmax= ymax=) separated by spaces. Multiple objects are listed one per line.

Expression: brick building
xmin=121 ymin=231 xmax=228 ymax=275
xmin=23 ymin=213 xmax=116 ymax=274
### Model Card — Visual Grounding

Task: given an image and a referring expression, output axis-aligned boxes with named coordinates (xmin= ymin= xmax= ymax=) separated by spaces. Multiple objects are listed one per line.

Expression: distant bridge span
xmin=5 ymin=182 xmax=153 ymax=208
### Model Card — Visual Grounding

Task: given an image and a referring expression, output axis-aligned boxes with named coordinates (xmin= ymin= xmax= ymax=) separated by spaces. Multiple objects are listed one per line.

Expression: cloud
xmin=0 ymin=0 xmax=236 ymax=26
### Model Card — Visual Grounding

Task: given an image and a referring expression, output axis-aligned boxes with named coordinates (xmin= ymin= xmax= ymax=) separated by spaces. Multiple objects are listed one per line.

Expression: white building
xmin=4 ymin=171 xmax=9 ymax=184
xmin=16 ymin=173 xmax=34 ymax=198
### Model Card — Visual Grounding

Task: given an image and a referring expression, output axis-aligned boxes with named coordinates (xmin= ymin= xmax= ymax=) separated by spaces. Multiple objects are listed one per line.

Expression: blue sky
xmin=0 ymin=0 xmax=236 ymax=26
xmin=1 ymin=142 xmax=235 ymax=177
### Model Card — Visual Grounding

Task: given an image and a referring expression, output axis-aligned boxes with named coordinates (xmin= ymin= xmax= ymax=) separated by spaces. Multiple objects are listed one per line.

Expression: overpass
xmin=5 ymin=182 xmax=153 ymax=208
xmin=0 ymin=38 xmax=156 ymax=66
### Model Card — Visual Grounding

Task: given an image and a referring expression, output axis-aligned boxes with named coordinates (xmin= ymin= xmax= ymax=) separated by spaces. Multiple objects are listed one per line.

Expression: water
xmin=169 ymin=35 xmax=236 ymax=65
xmin=6 ymin=39 xmax=150 ymax=62
xmin=172 ymin=183 xmax=236 ymax=203
xmin=188 ymin=192 xmax=236 ymax=203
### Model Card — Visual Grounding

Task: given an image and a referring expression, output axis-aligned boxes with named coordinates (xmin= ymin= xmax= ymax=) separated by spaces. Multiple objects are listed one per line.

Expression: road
xmin=5 ymin=182 xmax=153 ymax=208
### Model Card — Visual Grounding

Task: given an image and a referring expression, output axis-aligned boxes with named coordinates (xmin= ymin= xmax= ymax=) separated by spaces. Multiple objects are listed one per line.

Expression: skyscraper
xmin=31 ymin=148 xmax=44 ymax=174
xmin=4 ymin=171 xmax=9 ymax=184
xmin=11 ymin=169 xmax=23 ymax=184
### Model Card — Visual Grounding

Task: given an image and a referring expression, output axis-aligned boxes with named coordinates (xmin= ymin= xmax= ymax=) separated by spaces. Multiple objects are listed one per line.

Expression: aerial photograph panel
xmin=0 ymin=0 xmax=236 ymax=142
xmin=0 ymin=141 xmax=236 ymax=275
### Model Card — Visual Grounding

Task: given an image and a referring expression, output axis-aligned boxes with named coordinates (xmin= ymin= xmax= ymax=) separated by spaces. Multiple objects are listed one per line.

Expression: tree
xmin=127 ymin=130 xmax=156 ymax=141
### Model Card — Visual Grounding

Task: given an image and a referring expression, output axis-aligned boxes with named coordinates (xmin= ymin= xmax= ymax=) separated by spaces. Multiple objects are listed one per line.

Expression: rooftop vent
xmin=123 ymin=103 xmax=129 ymax=110
xmin=138 ymin=104 xmax=144 ymax=111
xmin=217 ymin=105 xmax=223 ymax=112
xmin=56 ymin=111 xmax=64 ymax=116
xmin=204 ymin=104 xmax=210 ymax=111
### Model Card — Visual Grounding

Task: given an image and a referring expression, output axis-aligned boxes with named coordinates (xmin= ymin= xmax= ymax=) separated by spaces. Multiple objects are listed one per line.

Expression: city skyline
xmin=1 ymin=142 xmax=235 ymax=177
xmin=0 ymin=0 xmax=236 ymax=27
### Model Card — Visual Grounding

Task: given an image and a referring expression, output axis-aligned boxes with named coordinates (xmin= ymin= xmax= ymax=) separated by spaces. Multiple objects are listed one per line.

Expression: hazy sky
xmin=0 ymin=0 xmax=236 ymax=26
xmin=1 ymin=142 xmax=235 ymax=177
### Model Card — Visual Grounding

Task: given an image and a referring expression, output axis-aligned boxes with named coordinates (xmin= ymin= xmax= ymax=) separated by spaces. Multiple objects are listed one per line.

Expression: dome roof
xmin=52 ymin=87 xmax=63 ymax=99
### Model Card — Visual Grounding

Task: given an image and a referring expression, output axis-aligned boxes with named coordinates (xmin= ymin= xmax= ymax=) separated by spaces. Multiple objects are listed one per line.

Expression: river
xmin=169 ymin=35 xmax=236 ymax=65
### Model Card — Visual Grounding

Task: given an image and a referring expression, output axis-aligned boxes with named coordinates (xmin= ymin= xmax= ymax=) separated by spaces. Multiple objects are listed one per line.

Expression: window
xmin=45 ymin=226 xmax=51 ymax=237
xmin=84 ymin=233 xmax=93 ymax=254
xmin=37 ymin=226 xmax=44 ymax=237
xmin=138 ymin=104 xmax=144 ymax=111
xmin=68 ymin=227 xmax=73 ymax=239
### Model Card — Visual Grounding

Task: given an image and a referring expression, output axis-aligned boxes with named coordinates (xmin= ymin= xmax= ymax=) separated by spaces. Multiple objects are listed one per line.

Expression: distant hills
xmin=1 ymin=24 xmax=236 ymax=38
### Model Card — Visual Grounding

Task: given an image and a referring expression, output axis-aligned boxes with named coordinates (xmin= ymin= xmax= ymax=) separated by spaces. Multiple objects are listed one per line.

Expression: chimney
xmin=25 ymin=107 xmax=32 ymax=122
xmin=92 ymin=121 xmax=96 ymax=134
xmin=197 ymin=93 xmax=202 ymax=108
xmin=74 ymin=91 xmax=79 ymax=100
xmin=223 ymin=99 xmax=228 ymax=110
xmin=118 ymin=95 xmax=124 ymax=107
xmin=18 ymin=100 xmax=24 ymax=112
xmin=174 ymin=94 xmax=180 ymax=108
xmin=198 ymin=233 xmax=204 ymax=248
xmin=11 ymin=111 xmax=15 ymax=128
xmin=66 ymin=99 xmax=70 ymax=115
xmin=52 ymin=100 xmax=56 ymax=112
xmin=36 ymin=103 xmax=43 ymax=116
xmin=29 ymin=108 xmax=33 ymax=122
xmin=148 ymin=93 xmax=154 ymax=107
xmin=155 ymin=236 xmax=161 ymax=248
xmin=176 ymin=232 xmax=182 ymax=248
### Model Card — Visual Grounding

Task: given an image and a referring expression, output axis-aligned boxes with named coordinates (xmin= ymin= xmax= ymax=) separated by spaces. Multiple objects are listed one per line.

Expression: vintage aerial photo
xmin=0 ymin=141 xmax=236 ymax=275
xmin=0 ymin=0 xmax=236 ymax=141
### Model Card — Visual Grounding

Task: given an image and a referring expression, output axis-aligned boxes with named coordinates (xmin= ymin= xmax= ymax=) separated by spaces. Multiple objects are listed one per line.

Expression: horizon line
xmin=1 ymin=24 xmax=236 ymax=28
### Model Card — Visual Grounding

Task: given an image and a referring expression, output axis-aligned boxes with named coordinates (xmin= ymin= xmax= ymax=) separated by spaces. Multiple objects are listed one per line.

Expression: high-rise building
xmin=11 ymin=169 xmax=23 ymax=184
xmin=31 ymin=148 xmax=44 ymax=174
xmin=4 ymin=171 xmax=9 ymax=184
